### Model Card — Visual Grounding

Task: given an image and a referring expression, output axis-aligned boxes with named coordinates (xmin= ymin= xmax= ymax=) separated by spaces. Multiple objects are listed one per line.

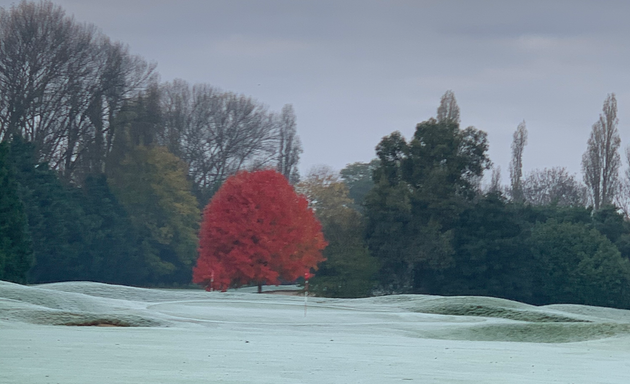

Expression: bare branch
xmin=523 ymin=167 xmax=587 ymax=207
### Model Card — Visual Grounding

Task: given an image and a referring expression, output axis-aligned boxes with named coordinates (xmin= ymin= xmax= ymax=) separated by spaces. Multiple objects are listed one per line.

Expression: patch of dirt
xmin=263 ymin=290 xmax=303 ymax=296
xmin=415 ymin=304 xmax=589 ymax=323
xmin=65 ymin=320 xmax=130 ymax=327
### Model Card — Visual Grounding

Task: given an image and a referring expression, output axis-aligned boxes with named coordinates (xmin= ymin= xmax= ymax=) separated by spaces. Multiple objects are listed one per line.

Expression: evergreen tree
xmin=8 ymin=136 xmax=87 ymax=283
xmin=0 ymin=141 xmax=32 ymax=283
xmin=591 ymin=205 xmax=630 ymax=260
xmin=430 ymin=193 xmax=534 ymax=302
xmin=529 ymin=219 xmax=630 ymax=308
xmin=365 ymin=119 xmax=491 ymax=292
xmin=77 ymin=174 xmax=145 ymax=284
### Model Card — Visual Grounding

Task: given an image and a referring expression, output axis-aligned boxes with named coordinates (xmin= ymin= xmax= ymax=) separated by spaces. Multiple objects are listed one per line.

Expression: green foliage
xmin=427 ymin=193 xmax=534 ymax=302
xmin=298 ymin=170 xmax=378 ymax=297
xmin=404 ymin=121 xmax=490 ymax=203
xmin=7 ymin=136 xmax=145 ymax=285
xmin=318 ymin=210 xmax=379 ymax=298
xmin=108 ymin=145 xmax=200 ymax=284
xmin=8 ymin=136 xmax=88 ymax=283
xmin=339 ymin=159 xmax=379 ymax=211
xmin=0 ymin=141 xmax=32 ymax=283
xmin=313 ymin=220 xmax=378 ymax=298
xmin=428 ymin=198 xmax=630 ymax=308
xmin=397 ymin=193 xmax=630 ymax=309
xmin=530 ymin=204 xmax=593 ymax=226
xmin=363 ymin=112 xmax=630 ymax=309
xmin=529 ymin=220 xmax=630 ymax=308
xmin=591 ymin=205 xmax=630 ymax=259
xmin=363 ymin=176 xmax=413 ymax=291
xmin=76 ymin=174 xmax=145 ymax=284
xmin=365 ymin=120 xmax=491 ymax=292
xmin=103 ymin=91 xmax=200 ymax=284
xmin=2 ymin=91 xmax=198 ymax=287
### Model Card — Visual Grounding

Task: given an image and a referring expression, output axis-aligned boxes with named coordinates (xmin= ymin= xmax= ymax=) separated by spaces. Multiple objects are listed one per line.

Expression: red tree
xmin=193 ymin=170 xmax=327 ymax=292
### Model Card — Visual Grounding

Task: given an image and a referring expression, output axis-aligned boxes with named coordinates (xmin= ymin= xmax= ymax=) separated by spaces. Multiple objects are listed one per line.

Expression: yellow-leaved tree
xmin=108 ymin=144 xmax=200 ymax=284
xmin=297 ymin=166 xmax=378 ymax=297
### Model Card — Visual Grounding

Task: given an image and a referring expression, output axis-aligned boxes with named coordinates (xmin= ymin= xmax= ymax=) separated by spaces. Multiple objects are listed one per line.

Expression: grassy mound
xmin=422 ymin=321 xmax=630 ymax=343
xmin=4 ymin=281 xmax=630 ymax=342
xmin=0 ymin=281 xmax=163 ymax=327
xmin=415 ymin=303 xmax=588 ymax=323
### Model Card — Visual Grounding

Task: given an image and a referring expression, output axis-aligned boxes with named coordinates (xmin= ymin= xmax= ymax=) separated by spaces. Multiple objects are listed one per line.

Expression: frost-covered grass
xmin=2 ymin=281 xmax=630 ymax=383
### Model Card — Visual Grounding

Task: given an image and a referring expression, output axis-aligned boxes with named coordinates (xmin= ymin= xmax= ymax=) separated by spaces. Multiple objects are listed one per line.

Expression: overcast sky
xmin=3 ymin=0 xmax=630 ymax=182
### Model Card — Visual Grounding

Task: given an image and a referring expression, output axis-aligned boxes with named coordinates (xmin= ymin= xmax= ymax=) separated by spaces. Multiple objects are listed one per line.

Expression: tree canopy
xmin=365 ymin=118 xmax=491 ymax=291
xmin=0 ymin=141 xmax=32 ymax=283
xmin=193 ymin=170 xmax=326 ymax=292
xmin=108 ymin=145 xmax=200 ymax=284
xmin=529 ymin=219 xmax=630 ymax=308
xmin=297 ymin=167 xmax=378 ymax=297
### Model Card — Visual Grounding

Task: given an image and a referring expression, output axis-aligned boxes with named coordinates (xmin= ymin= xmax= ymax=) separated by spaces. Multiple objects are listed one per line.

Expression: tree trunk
xmin=258 ymin=283 xmax=262 ymax=293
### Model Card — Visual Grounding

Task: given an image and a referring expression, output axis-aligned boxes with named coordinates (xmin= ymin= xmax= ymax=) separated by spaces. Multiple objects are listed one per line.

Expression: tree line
xmin=301 ymin=91 xmax=630 ymax=310
xmin=0 ymin=1 xmax=301 ymax=286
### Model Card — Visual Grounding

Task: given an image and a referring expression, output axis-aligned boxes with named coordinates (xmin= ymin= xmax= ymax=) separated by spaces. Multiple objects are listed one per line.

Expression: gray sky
xmin=4 ymin=0 xmax=630 ymax=182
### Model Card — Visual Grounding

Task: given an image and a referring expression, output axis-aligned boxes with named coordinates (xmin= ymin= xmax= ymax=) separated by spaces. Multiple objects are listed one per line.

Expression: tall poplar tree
xmin=509 ymin=120 xmax=528 ymax=202
xmin=436 ymin=90 xmax=460 ymax=125
xmin=276 ymin=104 xmax=302 ymax=184
xmin=582 ymin=94 xmax=621 ymax=210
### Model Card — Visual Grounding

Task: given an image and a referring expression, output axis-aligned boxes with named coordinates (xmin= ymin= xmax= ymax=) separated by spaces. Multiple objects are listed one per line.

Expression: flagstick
xmin=304 ymin=279 xmax=309 ymax=317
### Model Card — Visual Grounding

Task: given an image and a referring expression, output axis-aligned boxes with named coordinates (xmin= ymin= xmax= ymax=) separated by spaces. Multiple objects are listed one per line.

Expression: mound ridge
xmin=362 ymin=294 xmax=630 ymax=342
xmin=0 ymin=281 xmax=163 ymax=327
xmin=3 ymin=281 xmax=630 ymax=342
xmin=37 ymin=281 xmax=212 ymax=302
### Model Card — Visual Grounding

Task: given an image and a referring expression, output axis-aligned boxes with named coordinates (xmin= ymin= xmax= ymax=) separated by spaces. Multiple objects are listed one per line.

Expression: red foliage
xmin=193 ymin=170 xmax=327 ymax=291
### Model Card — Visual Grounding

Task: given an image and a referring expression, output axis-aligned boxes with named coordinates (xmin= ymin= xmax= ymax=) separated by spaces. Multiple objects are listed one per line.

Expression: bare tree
xmin=522 ymin=167 xmax=587 ymax=206
xmin=487 ymin=165 xmax=502 ymax=194
xmin=160 ymin=80 xmax=279 ymax=203
xmin=65 ymin=37 xmax=156 ymax=179
xmin=0 ymin=1 xmax=79 ymax=148
xmin=582 ymin=93 xmax=621 ymax=210
xmin=436 ymin=90 xmax=460 ymax=125
xmin=509 ymin=120 xmax=528 ymax=202
xmin=0 ymin=1 xmax=156 ymax=181
xmin=275 ymin=104 xmax=302 ymax=184
xmin=615 ymin=181 xmax=630 ymax=219
xmin=159 ymin=79 xmax=191 ymax=158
